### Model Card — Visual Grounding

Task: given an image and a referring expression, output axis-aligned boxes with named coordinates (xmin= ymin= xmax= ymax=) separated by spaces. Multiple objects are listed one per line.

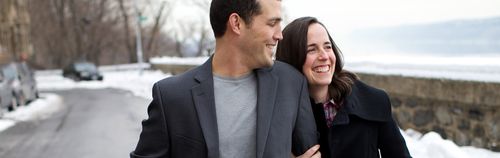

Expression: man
xmin=130 ymin=0 xmax=319 ymax=157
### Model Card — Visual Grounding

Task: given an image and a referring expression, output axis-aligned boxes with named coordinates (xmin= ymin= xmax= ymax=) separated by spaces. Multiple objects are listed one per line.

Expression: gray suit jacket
xmin=131 ymin=57 xmax=317 ymax=158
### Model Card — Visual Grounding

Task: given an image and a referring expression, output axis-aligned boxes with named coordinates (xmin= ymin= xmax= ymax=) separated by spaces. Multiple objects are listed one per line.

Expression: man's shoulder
xmin=263 ymin=61 xmax=306 ymax=85
xmin=155 ymin=65 xmax=202 ymax=88
xmin=270 ymin=61 xmax=304 ymax=78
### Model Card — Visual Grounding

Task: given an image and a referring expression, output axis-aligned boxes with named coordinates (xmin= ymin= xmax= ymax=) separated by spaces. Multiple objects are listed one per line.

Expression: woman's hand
xmin=293 ymin=145 xmax=321 ymax=158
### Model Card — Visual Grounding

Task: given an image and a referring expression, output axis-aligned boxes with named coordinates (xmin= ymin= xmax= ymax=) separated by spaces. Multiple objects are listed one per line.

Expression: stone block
xmin=468 ymin=108 xmax=484 ymax=121
xmin=492 ymin=143 xmax=500 ymax=152
xmin=454 ymin=131 xmax=470 ymax=146
xmin=414 ymin=110 xmax=434 ymax=127
xmin=471 ymin=137 xmax=484 ymax=148
xmin=458 ymin=119 xmax=470 ymax=130
xmin=432 ymin=126 xmax=448 ymax=139
xmin=451 ymin=106 xmax=463 ymax=115
xmin=435 ymin=106 xmax=452 ymax=125
xmin=391 ymin=98 xmax=402 ymax=108
xmin=473 ymin=124 xmax=485 ymax=138
xmin=492 ymin=116 xmax=500 ymax=139
xmin=395 ymin=111 xmax=412 ymax=125
xmin=406 ymin=98 xmax=418 ymax=108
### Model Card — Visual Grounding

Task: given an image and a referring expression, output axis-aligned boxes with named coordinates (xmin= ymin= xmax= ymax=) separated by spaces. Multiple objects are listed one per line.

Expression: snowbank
xmin=0 ymin=93 xmax=63 ymax=132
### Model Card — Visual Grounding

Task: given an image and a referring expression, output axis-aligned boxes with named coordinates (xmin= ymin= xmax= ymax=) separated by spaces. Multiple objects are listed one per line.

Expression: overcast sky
xmin=162 ymin=0 xmax=500 ymax=37
xmin=283 ymin=0 xmax=500 ymax=34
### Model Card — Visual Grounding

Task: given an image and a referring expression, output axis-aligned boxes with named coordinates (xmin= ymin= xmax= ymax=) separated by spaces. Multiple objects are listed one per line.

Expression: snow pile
xmin=0 ymin=120 xmax=15 ymax=132
xmin=3 ymin=93 xmax=63 ymax=122
xmin=402 ymin=129 xmax=500 ymax=158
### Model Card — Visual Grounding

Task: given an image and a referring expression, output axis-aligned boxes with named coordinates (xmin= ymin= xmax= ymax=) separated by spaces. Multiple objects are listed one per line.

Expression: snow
xmin=402 ymin=129 xmax=500 ymax=158
xmin=0 ymin=61 xmax=498 ymax=158
xmin=3 ymin=93 xmax=63 ymax=122
xmin=344 ymin=53 xmax=500 ymax=83
xmin=150 ymin=56 xmax=209 ymax=66
xmin=0 ymin=119 xmax=14 ymax=132
xmin=0 ymin=65 xmax=170 ymax=132
xmin=36 ymin=69 xmax=170 ymax=100
xmin=0 ymin=93 xmax=63 ymax=132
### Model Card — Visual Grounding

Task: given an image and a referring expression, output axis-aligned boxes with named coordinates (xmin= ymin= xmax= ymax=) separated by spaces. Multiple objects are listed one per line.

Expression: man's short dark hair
xmin=209 ymin=0 xmax=262 ymax=38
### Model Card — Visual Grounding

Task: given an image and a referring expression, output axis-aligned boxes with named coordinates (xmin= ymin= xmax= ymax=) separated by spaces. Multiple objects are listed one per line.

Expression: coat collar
xmin=344 ymin=80 xmax=391 ymax=122
xmin=255 ymin=67 xmax=278 ymax=158
xmin=191 ymin=57 xmax=278 ymax=158
xmin=191 ymin=56 xmax=219 ymax=158
xmin=312 ymin=80 xmax=392 ymax=126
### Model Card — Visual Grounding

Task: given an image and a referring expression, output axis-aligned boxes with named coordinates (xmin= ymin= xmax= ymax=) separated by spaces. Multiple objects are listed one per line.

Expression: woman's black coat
xmin=311 ymin=80 xmax=412 ymax=158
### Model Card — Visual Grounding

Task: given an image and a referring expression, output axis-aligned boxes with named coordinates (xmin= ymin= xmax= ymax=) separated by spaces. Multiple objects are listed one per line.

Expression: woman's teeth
xmin=314 ymin=66 xmax=329 ymax=73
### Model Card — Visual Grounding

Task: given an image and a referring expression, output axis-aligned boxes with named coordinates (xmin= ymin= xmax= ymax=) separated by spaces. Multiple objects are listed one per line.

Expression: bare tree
xmin=26 ymin=0 xmax=178 ymax=68
xmin=191 ymin=0 xmax=214 ymax=57
xmin=117 ymin=0 xmax=174 ymax=62
xmin=117 ymin=0 xmax=136 ymax=63
xmin=144 ymin=0 xmax=172 ymax=61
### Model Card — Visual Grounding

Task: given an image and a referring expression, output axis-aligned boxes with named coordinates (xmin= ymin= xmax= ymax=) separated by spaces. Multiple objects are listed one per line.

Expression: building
xmin=0 ymin=0 xmax=32 ymax=65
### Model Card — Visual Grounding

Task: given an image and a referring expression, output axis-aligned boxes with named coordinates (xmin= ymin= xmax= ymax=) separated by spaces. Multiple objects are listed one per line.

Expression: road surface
xmin=0 ymin=88 xmax=149 ymax=158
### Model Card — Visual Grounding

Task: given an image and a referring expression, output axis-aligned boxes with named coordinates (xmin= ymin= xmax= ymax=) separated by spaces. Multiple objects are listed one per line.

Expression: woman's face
xmin=302 ymin=23 xmax=336 ymax=88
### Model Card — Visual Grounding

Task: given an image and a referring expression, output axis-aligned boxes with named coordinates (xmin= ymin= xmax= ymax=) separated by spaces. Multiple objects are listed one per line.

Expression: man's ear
xmin=227 ymin=13 xmax=243 ymax=35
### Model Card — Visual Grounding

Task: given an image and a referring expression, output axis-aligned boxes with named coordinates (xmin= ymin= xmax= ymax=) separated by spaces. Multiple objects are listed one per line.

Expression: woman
xmin=277 ymin=17 xmax=412 ymax=158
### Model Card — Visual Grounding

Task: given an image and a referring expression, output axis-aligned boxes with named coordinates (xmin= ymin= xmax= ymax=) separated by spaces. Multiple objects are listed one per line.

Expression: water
xmin=334 ymin=17 xmax=500 ymax=82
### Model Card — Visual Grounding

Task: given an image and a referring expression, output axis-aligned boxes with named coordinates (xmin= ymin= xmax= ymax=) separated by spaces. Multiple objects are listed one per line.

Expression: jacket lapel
xmin=191 ymin=58 xmax=219 ymax=158
xmin=255 ymin=68 xmax=278 ymax=158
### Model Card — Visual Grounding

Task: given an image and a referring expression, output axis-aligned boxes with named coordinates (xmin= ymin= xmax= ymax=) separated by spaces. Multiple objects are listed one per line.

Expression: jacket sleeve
xmin=291 ymin=77 xmax=319 ymax=156
xmin=130 ymin=83 xmax=170 ymax=158
xmin=378 ymin=95 xmax=412 ymax=158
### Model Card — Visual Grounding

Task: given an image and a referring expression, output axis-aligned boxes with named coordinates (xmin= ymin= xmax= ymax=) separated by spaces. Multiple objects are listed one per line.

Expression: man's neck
xmin=212 ymin=42 xmax=253 ymax=78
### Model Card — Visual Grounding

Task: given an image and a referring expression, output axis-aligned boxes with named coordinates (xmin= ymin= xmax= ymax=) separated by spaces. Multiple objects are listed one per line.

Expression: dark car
xmin=63 ymin=62 xmax=103 ymax=81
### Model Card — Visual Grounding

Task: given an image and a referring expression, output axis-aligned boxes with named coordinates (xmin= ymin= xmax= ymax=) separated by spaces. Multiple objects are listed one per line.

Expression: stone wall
xmin=151 ymin=63 xmax=198 ymax=75
xmin=357 ymin=73 xmax=499 ymax=151
xmin=151 ymin=63 xmax=500 ymax=151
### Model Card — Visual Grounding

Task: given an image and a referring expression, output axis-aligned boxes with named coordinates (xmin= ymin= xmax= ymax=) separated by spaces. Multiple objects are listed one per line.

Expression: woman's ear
xmin=227 ymin=13 xmax=242 ymax=35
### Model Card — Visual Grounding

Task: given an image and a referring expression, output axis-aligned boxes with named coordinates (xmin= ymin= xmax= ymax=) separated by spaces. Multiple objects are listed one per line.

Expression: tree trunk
xmin=118 ymin=0 xmax=135 ymax=63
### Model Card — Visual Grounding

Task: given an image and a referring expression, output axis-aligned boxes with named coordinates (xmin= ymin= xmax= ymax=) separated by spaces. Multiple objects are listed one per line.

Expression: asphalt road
xmin=0 ymin=88 xmax=149 ymax=158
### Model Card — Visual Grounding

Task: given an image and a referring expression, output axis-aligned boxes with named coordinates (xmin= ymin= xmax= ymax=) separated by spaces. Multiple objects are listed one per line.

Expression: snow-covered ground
xmin=0 ymin=94 xmax=63 ymax=131
xmin=0 ymin=60 xmax=498 ymax=158
xmin=36 ymin=69 xmax=168 ymax=100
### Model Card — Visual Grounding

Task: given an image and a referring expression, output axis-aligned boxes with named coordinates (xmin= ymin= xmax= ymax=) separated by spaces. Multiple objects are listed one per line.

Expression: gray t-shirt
xmin=213 ymin=72 xmax=257 ymax=158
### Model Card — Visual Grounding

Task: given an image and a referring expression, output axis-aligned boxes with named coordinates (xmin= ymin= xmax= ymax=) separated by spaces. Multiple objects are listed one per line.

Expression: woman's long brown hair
xmin=276 ymin=17 xmax=358 ymax=104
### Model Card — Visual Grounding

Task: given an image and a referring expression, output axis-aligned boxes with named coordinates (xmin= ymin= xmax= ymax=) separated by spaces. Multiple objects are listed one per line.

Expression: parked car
xmin=14 ymin=62 xmax=39 ymax=103
xmin=1 ymin=62 xmax=39 ymax=107
xmin=0 ymin=64 xmax=20 ymax=114
xmin=63 ymin=62 xmax=103 ymax=81
xmin=0 ymin=71 xmax=15 ymax=117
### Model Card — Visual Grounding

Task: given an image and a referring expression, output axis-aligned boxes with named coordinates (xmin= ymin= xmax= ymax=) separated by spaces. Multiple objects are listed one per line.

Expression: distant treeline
xmin=28 ymin=0 xmax=214 ymax=69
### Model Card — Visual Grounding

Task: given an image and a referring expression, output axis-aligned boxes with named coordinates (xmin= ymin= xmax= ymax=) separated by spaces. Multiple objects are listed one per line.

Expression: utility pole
xmin=134 ymin=0 xmax=144 ymax=75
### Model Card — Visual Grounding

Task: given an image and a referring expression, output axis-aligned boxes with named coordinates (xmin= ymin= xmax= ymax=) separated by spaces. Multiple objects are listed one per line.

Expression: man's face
xmin=240 ymin=0 xmax=283 ymax=69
